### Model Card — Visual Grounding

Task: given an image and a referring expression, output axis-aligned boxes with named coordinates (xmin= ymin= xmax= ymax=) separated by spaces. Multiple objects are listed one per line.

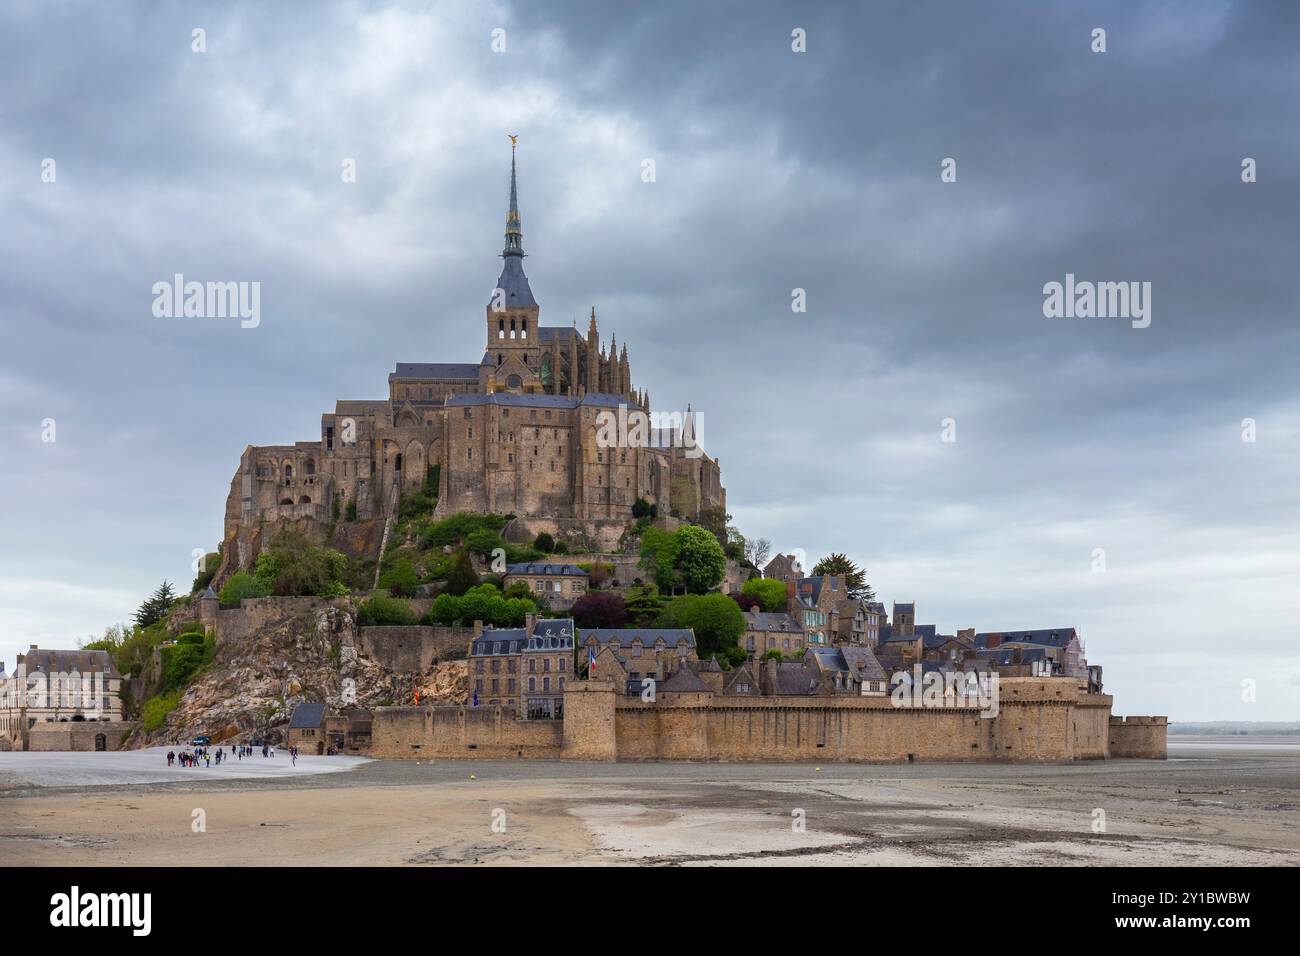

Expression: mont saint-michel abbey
xmin=220 ymin=145 xmax=725 ymax=573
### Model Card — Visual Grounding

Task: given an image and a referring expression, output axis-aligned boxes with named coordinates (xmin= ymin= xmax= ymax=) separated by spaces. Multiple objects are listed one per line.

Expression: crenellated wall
xmin=368 ymin=677 xmax=1140 ymax=762
xmin=1108 ymin=715 xmax=1168 ymax=758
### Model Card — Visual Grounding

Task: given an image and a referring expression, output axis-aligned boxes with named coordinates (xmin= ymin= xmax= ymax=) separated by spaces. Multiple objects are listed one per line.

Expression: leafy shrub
xmin=357 ymin=594 xmax=418 ymax=626
xmin=533 ymin=532 xmax=555 ymax=553
xmin=142 ymin=690 xmax=183 ymax=732
xmin=420 ymin=512 xmax=508 ymax=550
xmin=252 ymin=528 xmax=349 ymax=597
xmin=740 ymin=577 xmax=788 ymax=613
xmin=218 ymin=570 xmax=269 ymax=605
xmin=377 ymin=556 xmax=419 ymax=597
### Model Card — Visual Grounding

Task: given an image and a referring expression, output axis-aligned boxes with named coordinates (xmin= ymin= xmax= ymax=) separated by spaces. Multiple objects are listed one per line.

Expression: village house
xmin=742 ymin=609 xmax=805 ymax=656
xmin=469 ymin=618 xmax=576 ymax=718
xmin=502 ymin=562 xmax=589 ymax=608
xmin=582 ymin=628 xmax=697 ymax=688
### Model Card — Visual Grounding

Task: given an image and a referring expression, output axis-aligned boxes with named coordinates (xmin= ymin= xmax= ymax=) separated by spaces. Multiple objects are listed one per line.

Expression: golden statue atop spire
xmin=508 ymin=133 xmax=519 ymax=148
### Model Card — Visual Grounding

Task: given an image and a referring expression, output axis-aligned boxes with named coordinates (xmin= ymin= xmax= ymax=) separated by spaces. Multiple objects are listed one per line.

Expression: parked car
xmin=191 ymin=734 xmax=211 ymax=746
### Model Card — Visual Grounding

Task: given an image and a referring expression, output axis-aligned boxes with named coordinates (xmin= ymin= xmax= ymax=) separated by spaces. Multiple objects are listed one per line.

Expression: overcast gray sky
xmin=1 ymin=1 xmax=1297 ymax=721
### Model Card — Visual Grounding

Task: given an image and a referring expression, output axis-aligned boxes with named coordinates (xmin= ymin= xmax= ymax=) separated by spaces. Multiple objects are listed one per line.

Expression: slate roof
xmin=723 ymin=661 xmax=759 ymax=694
xmin=17 ymin=648 xmax=120 ymax=678
xmin=808 ymin=646 xmax=889 ymax=683
xmin=289 ymin=702 xmax=326 ymax=729
xmin=390 ymin=363 xmax=480 ymax=381
xmin=976 ymin=646 xmax=1051 ymax=665
xmin=472 ymin=619 xmax=574 ymax=656
xmin=743 ymin=610 xmax=802 ymax=633
xmin=494 ymin=255 xmax=537 ymax=308
xmin=505 ymin=563 xmax=587 ymax=577
xmin=795 ymin=575 xmax=843 ymax=605
xmin=580 ymin=392 xmax=634 ymax=407
xmin=660 ymin=665 xmax=710 ymax=694
xmin=774 ymin=661 xmax=822 ymax=696
xmin=581 ymin=629 xmax=695 ymax=648
xmin=537 ymin=326 xmax=578 ymax=342
xmin=973 ymin=628 xmax=1078 ymax=649
xmin=839 ymin=646 xmax=889 ymax=681
xmin=446 ymin=392 xmax=577 ymax=408
xmin=894 ymin=603 xmax=915 ymax=614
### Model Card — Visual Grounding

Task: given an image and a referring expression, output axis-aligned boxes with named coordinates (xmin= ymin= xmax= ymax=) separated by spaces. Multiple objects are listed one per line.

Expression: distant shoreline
xmin=1168 ymin=723 xmax=1300 ymax=736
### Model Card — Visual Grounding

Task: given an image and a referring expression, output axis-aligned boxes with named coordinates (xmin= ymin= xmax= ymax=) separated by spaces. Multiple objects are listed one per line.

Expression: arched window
xmin=395 ymin=453 xmax=403 ymax=472
xmin=507 ymin=374 xmax=522 ymax=389
xmin=283 ymin=464 xmax=293 ymax=479
xmin=305 ymin=459 xmax=316 ymax=476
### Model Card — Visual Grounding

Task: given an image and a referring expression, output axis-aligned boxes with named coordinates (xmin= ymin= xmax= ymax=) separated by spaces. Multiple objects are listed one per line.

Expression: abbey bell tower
xmin=485 ymin=136 xmax=542 ymax=393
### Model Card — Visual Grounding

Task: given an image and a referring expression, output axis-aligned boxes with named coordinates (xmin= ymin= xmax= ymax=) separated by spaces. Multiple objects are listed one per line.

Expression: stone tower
xmin=485 ymin=138 xmax=542 ymax=393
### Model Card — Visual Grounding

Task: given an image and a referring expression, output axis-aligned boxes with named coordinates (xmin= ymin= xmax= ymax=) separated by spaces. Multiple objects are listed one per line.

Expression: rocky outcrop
xmin=136 ymin=599 xmax=465 ymax=747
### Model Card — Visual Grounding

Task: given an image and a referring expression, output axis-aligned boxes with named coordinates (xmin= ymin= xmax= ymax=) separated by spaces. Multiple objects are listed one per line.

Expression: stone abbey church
xmin=219 ymin=145 xmax=725 ymax=575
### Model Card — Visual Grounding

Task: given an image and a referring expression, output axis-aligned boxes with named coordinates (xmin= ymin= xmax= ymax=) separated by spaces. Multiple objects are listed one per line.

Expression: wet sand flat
xmin=2 ymin=745 xmax=1298 ymax=866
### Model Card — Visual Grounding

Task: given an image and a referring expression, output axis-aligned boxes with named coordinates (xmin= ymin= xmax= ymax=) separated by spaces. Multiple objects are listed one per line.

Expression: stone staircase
xmin=372 ymin=484 xmax=401 ymax=590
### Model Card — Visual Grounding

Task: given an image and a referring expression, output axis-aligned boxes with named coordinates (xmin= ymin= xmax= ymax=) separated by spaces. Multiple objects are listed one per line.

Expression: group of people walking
xmin=166 ymin=742 xmax=285 ymax=766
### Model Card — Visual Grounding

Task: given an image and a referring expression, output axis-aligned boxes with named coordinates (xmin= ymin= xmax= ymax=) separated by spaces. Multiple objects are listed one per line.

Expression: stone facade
xmin=216 ymin=146 xmax=724 ymax=582
xmin=0 ymin=646 xmax=125 ymax=749
xmin=24 ymin=721 xmax=135 ymax=752
xmin=368 ymin=675 xmax=1166 ymax=762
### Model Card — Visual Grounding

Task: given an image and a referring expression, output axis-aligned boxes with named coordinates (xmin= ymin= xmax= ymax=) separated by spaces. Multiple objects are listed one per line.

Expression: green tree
xmin=133 ymin=581 xmax=177 ymax=629
xmin=639 ymin=526 xmax=682 ymax=592
xmin=532 ymin=532 xmax=555 ymax=553
xmin=810 ymin=553 xmax=874 ymax=600
xmin=623 ymin=585 xmax=666 ymax=626
xmin=658 ymin=593 xmax=745 ymax=660
xmin=444 ymin=550 xmax=480 ymax=596
xmin=674 ymin=525 xmax=727 ymax=594
xmin=426 ymin=592 xmax=460 ymax=625
xmin=741 ymin=577 xmax=787 ymax=613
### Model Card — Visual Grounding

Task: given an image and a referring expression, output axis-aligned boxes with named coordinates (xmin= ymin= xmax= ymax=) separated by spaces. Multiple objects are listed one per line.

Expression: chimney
xmin=763 ymin=657 xmax=779 ymax=696
xmin=472 ymin=619 xmax=484 ymax=638
xmin=525 ymin=612 xmax=538 ymax=632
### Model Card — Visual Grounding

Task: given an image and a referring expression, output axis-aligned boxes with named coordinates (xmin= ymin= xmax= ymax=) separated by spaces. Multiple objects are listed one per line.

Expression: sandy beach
xmin=2 ymin=741 xmax=1298 ymax=866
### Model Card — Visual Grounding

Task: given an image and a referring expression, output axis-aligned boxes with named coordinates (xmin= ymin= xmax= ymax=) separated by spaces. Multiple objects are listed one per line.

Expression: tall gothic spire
xmin=491 ymin=136 xmax=536 ymax=310
xmin=503 ymin=134 xmax=523 ymax=258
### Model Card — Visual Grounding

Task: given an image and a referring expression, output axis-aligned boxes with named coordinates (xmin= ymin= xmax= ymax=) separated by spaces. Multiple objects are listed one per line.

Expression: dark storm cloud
xmin=0 ymin=1 xmax=1296 ymax=719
